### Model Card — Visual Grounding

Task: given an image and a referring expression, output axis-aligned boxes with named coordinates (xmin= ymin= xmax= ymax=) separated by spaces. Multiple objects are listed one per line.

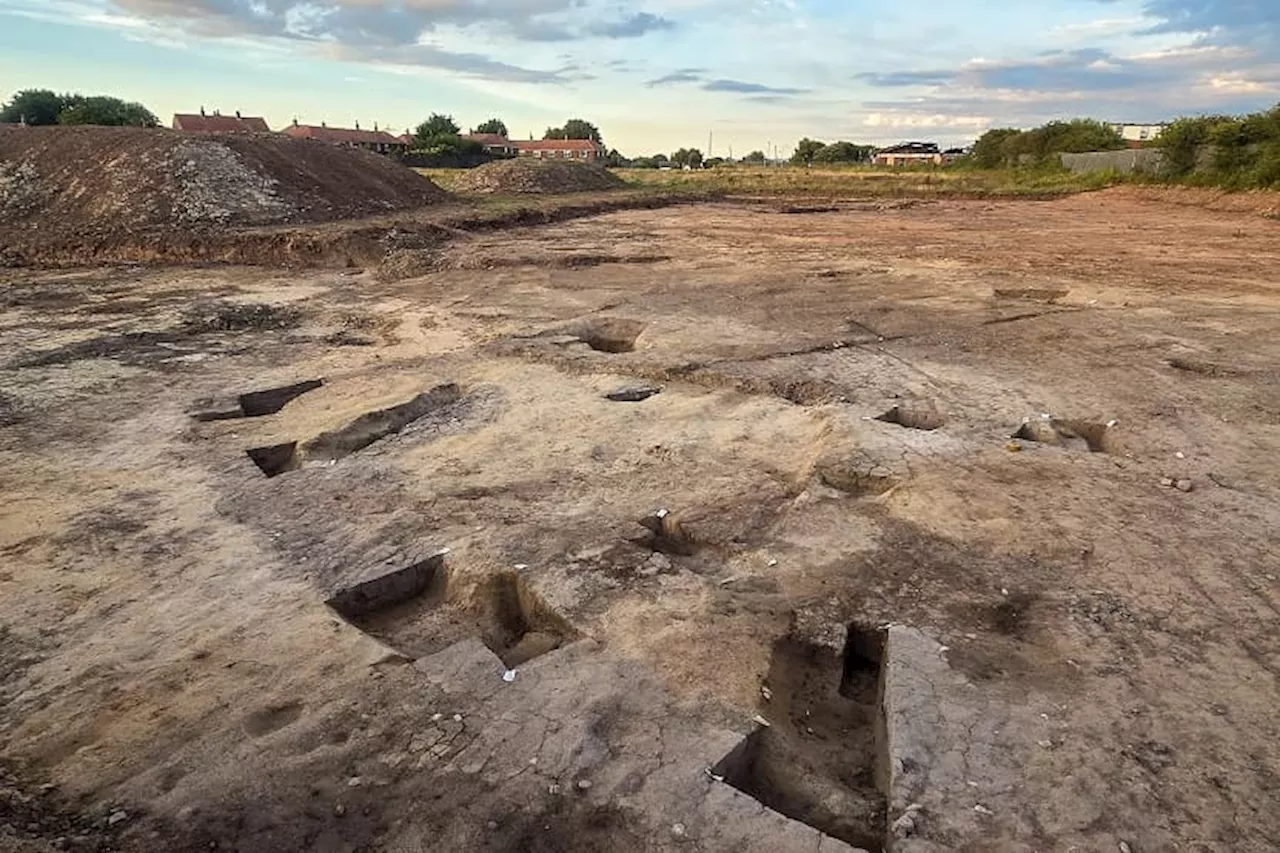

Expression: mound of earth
xmin=450 ymin=158 xmax=625 ymax=195
xmin=0 ymin=126 xmax=448 ymax=235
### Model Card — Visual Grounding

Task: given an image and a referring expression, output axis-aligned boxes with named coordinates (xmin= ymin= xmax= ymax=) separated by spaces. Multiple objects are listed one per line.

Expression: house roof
xmin=878 ymin=142 xmax=941 ymax=155
xmin=172 ymin=113 xmax=270 ymax=133
xmin=515 ymin=138 xmax=602 ymax=151
xmin=281 ymin=124 xmax=404 ymax=145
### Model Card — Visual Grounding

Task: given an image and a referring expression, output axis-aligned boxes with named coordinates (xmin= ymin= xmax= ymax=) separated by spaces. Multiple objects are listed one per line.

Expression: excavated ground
xmin=1 ymin=190 xmax=1279 ymax=852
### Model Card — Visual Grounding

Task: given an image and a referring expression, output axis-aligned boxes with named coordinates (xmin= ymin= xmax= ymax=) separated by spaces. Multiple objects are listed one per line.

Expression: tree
xmin=790 ymin=138 xmax=826 ymax=166
xmin=0 ymin=89 xmax=68 ymax=125
xmin=414 ymin=113 xmax=460 ymax=146
xmin=671 ymin=148 xmax=703 ymax=168
xmin=604 ymin=148 xmax=626 ymax=167
xmin=811 ymin=141 xmax=876 ymax=164
xmin=742 ymin=150 xmax=766 ymax=164
xmin=58 ymin=96 xmax=158 ymax=127
xmin=704 ymin=156 xmax=726 ymax=168
xmin=652 ymin=153 xmax=670 ymax=165
xmin=475 ymin=118 xmax=508 ymax=137
xmin=969 ymin=128 xmax=1022 ymax=168
xmin=545 ymin=118 xmax=602 ymax=144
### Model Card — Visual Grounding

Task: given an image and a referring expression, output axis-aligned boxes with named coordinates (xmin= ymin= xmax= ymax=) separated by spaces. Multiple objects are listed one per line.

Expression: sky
xmin=1 ymin=0 xmax=1278 ymax=156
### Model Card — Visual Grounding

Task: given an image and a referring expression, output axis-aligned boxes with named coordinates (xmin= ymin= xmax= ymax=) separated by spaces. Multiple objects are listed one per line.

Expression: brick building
xmin=281 ymin=121 xmax=407 ymax=155
xmin=514 ymin=138 xmax=606 ymax=161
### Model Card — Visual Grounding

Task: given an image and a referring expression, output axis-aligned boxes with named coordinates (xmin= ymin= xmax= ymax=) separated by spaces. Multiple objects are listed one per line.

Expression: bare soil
xmin=450 ymin=159 xmax=626 ymax=195
xmin=0 ymin=126 xmax=447 ymax=264
xmin=1 ymin=189 xmax=1279 ymax=852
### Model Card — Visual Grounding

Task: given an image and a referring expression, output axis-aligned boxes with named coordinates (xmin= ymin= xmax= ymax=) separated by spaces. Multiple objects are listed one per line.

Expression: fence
xmin=1059 ymin=149 xmax=1164 ymax=175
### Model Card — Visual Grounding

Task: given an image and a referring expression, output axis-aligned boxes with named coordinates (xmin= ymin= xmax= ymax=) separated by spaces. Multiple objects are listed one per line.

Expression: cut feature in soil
xmin=327 ymin=552 xmax=449 ymax=621
xmin=1166 ymin=356 xmax=1237 ymax=377
xmin=192 ymin=379 xmax=323 ymax=421
xmin=240 ymin=379 xmax=324 ymax=417
xmin=637 ymin=509 xmax=696 ymax=556
xmin=875 ymin=405 xmax=944 ymax=431
xmin=245 ymin=383 xmax=461 ymax=476
xmin=1012 ymin=417 xmax=1120 ymax=454
xmin=572 ymin=318 xmax=647 ymax=353
xmin=605 ymin=384 xmax=660 ymax=402
xmin=993 ymin=287 xmax=1070 ymax=303
xmin=246 ymin=442 xmax=300 ymax=478
xmin=304 ymin=383 xmax=461 ymax=464
xmin=714 ymin=624 xmax=887 ymax=851
xmin=340 ymin=565 xmax=578 ymax=668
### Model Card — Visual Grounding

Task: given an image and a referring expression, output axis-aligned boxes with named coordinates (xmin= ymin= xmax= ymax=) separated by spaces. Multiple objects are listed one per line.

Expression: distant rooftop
xmin=172 ymin=112 xmax=270 ymax=133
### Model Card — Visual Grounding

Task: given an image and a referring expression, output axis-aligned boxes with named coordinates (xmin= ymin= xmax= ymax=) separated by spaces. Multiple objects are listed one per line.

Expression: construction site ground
xmin=2 ymin=189 xmax=1279 ymax=852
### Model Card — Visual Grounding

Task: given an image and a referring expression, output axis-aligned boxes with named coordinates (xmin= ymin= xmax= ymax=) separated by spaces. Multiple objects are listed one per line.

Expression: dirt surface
xmin=450 ymin=159 xmax=626 ymax=195
xmin=0 ymin=126 xmax=447 ymax=263
xmin=2 ymin=188 xmax=1279 ymax=852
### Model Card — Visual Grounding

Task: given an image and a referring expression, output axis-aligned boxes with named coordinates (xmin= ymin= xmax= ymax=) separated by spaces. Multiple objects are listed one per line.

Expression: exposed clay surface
xmin=2 ymin=191 xmax=1280 ymax=852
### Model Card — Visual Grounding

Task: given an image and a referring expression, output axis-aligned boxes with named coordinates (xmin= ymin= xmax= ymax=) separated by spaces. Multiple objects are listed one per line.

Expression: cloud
xmin=98 ymin=0 xmax=683 ymax=82
xmin=645 ymin=67 xmax=706 ymax=86
xmin=111 ymin=0 xmax=678 ymax=43
xmin=1136 ymin=0 xmax=1280 ymax=36
xmin=324 ymin=42 xmax=576 ymax=84
xmin=701 ymin=78 xmax=807 ymax=95
xmin=587 ymin=11 xmax=673 ymax=37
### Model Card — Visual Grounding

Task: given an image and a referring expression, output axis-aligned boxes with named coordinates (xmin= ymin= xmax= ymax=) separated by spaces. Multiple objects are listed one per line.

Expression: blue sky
xmin=1 ymin=0 xmax=1277 ymax=155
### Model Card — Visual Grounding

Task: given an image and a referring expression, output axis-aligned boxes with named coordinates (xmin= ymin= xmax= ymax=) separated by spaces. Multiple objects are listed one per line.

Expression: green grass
xmin=414 ymin=163 xmax=1123 ymax=201
xmin=611 ymin=164 xmax=1123 ymax=197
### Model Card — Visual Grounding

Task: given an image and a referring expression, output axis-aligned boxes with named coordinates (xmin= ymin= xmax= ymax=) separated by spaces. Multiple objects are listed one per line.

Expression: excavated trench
xmin=875 ymin=404 xmax=945 ymax=431
xmin=193 ymin=379 xmax=323 ymax=422
xmin=714 ymin=623 xmax=888 ymax=851
xmin=329 ymin=557 xmax=578 ymax=669
xmin=1012 ymin=417 xmax=1121 ymax=454
xmin=245 ymin=383 xmax=461 ymax=476
xmin=571 ymin=318 xmax=648 ymax=354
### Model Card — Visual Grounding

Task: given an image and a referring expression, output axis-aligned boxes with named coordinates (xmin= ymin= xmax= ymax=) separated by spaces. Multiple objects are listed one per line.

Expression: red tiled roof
xmin=281 ymin=125 xmax=405 ymax=146
xmin=173 ymin=114 xmax=270 ymax=133
xmin=515 ymin=138 xmax=602 ymax=151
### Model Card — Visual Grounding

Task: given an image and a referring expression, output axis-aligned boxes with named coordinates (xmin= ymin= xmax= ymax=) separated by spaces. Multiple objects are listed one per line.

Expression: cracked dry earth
xmin=2 ymin=190 xmax=1279 ymax=853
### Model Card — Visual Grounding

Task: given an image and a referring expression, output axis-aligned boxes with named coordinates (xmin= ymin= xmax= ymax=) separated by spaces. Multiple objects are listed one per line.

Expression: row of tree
xmin=406 ymin=114 xmax=612 ymax=165
xmin=968 ymin=119 xmax=1127 ymax=168
xmin=0 ymin=89 xmax=159 ymax=128
xmin=624 ymin=140 xmax=877 ymax=170
xmin=965 ymin=107 xmax=1280 ymax=188
xmin=790 ymin=139 xmax=878 ymax=166
xmin=1158 ymin=104 xmax=1280 ymax=188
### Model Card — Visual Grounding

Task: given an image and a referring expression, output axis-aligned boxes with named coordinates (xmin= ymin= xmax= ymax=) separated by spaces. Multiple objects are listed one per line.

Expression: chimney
xmin=213 ymin=109 xmax=220 ymax=116
xmin=235 ymin=110 xmax=241 ymax=119
xmin=200 ymin=106 xmax=206 ymax=117
xmin=321 ymin=120 xmax=326 ymax=128
xmin=373 ymin=122 xmax=378 ymax=131
xmin=292 ymin=117 xmax=298 ymax=126
xmin=355 ymin=120 xmax=360 ymax=129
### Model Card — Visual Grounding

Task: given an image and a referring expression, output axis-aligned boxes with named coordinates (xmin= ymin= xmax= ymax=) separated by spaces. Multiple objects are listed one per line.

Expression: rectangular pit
xmin=714 ymin=623 xmax=888 ymax=852
xmin=329 ymin=561 xmax=577 ymax=668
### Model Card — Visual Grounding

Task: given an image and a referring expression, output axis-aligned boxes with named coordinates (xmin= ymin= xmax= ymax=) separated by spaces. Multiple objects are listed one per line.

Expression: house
xmin=1109 ymin=123 xmax=1167 ymax=148
xmin=462 ymin=133 xmax=518 ymax=157
xmin=172 ymin=109 xmax=270 ymax=133
xmin=514 ymin=138 xmax=606 ymax=162
xmin=281 ymin=121 xmax=407 ymax=155
xmin=874 ymin=142 xmax=943 ymax=167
